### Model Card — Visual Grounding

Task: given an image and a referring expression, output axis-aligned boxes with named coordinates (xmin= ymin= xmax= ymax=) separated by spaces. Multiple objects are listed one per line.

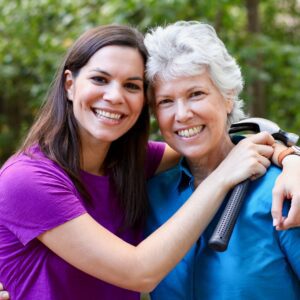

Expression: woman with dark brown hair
xmin=0 ymin=24 xmax=296 ymax=299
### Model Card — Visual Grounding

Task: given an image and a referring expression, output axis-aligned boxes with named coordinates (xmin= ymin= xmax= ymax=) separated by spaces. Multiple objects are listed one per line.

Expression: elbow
xmin=126 ymin=265 xmax=161 ymax=293
xmin=124 ymin=248 xmax=165 ymax=292
xmin=132 ymin=277 xmax=160 ymax=293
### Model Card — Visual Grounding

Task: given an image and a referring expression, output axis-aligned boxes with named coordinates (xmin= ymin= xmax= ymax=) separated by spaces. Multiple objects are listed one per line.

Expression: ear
xmin=225 ymin=90 xmax=235 ymax=114
xmin=64 ymin=70 xmax=75 ymax=101
xmin=225 ymin=98 xmax=234 ymax=114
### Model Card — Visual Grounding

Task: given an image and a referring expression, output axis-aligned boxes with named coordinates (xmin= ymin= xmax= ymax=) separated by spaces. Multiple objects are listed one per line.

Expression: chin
xmin=175 ymin=145 xmax=208 ymax=158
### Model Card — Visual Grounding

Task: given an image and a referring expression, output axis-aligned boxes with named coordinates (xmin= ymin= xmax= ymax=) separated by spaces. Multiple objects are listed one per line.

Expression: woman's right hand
xmin=215 ymin=131 xmax=275 ymax=190
xmin=0 ymin=283 xmax=9 ymax=300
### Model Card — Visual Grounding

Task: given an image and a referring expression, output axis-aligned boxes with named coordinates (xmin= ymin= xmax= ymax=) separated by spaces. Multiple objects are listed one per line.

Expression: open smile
xmin=176 ymin=126 xmax=204 ymax=138
xmin=92 ymin=108 xmax=124 ymax=121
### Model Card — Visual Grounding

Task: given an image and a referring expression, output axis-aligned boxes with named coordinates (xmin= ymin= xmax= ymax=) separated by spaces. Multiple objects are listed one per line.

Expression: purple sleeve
xmin=145 ymin=141 xmax=166 ymax=178
xmin=0 ymin=158 xmax=86 ymax=245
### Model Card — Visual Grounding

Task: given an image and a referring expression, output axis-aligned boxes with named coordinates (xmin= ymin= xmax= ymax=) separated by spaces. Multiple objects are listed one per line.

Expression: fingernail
xmin=273 ymin=218 xmax=279 ymax=227
xmin=0 ymin=292 xmax=9 ymax=299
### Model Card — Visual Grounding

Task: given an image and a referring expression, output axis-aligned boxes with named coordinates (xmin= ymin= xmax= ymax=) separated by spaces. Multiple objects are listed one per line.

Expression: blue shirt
xmin=146 ymin=160 xmax=300 ymax=300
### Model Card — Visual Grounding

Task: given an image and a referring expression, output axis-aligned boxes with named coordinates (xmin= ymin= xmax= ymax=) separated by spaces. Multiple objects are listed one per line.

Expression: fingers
xmin=272 ymin=155 xmax=300 ymax=230
xmin=255 ymin=144 xmax=274 ymax=159
xmin=239 ymin=133 xmax=274 ymax=160
xmin=246 ymin=131 xmax=275 ymax=146
xmin=257 ymin=154 xmax=271 ymax=170
xmin=249 ymin=163 xmax=267 ymax=180
xmin=276 ymin=194 xmax=300 ymax=230
xmin=271 ymin=185 xmax=285 ymax=228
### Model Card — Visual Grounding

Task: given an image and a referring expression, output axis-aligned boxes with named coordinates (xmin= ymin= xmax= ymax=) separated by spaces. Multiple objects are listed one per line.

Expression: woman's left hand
xmin=272 ymin=154 xmax=300 ymax=230
xmin=0 ymin=283 xmax=9 ymax=300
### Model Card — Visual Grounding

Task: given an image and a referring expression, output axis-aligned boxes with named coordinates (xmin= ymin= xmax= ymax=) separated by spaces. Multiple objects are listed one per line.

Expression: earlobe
xmin=64 ymin=70 xmax=74 ymax=101
xmin=225 ymin=98 xmax=234 ymax=114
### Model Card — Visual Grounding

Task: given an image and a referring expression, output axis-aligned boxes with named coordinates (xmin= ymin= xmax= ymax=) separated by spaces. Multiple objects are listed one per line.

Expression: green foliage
xmin=1 ymin=0 xmax=300 ymax=164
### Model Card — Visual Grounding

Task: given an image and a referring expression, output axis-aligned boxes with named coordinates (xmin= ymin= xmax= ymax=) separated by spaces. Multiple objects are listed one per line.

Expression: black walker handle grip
xmin=208 ymin=179 xmax=250 ymax=252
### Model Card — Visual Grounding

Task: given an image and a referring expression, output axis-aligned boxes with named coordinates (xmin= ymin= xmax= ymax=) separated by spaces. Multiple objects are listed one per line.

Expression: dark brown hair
xmin=20 ymin=24 xmax=150 ymax=228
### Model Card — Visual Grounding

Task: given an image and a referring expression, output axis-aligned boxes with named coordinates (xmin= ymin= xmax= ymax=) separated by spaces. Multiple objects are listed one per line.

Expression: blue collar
xmin=177 ymin=157 xmax=194 ymax=191
xmin=175 ymin=134 xmax=245 ymax=191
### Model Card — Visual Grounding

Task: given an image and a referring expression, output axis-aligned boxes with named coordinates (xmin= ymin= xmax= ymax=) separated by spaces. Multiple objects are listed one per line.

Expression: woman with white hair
xmin=145 ymin=21 xmax=300 ymax=300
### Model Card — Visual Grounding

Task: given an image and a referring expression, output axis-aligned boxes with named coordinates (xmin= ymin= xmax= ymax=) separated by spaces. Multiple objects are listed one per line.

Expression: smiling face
xmin=154 ymin=71 xmax=234 ymax=162
xmin=65 ymin=45 xmax=145 ymax=148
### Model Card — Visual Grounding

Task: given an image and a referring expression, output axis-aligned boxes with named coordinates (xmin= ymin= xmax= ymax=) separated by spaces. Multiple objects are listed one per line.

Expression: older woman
xmin=145 ymin=21 xmax=300 ymax=300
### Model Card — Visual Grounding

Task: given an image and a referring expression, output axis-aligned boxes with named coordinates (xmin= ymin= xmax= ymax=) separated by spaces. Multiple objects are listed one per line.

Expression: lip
xmin=175 ymin=125 xmax=204 ymax=138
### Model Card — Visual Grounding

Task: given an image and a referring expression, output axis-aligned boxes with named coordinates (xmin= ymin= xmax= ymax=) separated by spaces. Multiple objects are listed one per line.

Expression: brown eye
xmin=91 ymin=76 xmax=107 ymax=84
xmin=125 ymin=82 xmax=141 ymax=91
xmin=157 ymin=99 xmax=173 ymax=106
xmin=190 ymin=91 xmax=204 ymax=98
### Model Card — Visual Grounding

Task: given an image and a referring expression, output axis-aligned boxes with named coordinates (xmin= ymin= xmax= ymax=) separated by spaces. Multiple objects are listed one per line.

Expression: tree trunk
xmin=245 ymin=0 xmax=266 ymax=117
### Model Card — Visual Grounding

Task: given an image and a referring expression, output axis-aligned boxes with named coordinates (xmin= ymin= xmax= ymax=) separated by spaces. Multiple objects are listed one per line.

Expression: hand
xmin=216 ymin=132 xmax=274 ymax=189
xmin=0 ymin=283 xmax=9 ymax=300
xmin=272 ymin=155 xmax=300 ymax=230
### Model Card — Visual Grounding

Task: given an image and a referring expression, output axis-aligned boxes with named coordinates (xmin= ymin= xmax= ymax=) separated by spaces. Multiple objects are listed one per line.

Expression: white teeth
xmin=177 ymin=126 xmax=202 ymax=138
xmin=94 ymin=109 xmax=122 ymax=120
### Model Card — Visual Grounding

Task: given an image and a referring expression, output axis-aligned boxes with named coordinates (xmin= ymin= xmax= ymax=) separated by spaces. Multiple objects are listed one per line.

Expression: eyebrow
xmin=187 ymin=85 xmax=206 ymax=92
xmin=155 ymin=84 xmax=208 ymax=99
xmin=90 ymin=68 xmax=144 ymax=82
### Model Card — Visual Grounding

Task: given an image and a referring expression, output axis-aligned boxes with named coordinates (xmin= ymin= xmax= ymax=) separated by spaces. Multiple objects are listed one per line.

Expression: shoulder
xmin=0 ymin=149 xmax=77 ymax=201
xmin=145 ymin=141 xmax=166 ymax=178
xmin=147 ymin=140 xmax=166 ymax=156
xmin=147 ymin=163 xmax=181 ymax=193
xmin=0 ymin=150 xmax=86 ymax=244
xmin=251 ymin=164 xmax=281 ymax=189
xmin=246 ymin=164 xmax=281 ymax=209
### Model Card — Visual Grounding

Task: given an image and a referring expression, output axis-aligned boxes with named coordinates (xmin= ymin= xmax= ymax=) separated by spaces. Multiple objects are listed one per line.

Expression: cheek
xmin=80 ymin=88 xmax=98 ymax=105
xmin=131 ymin=97 xmax=145 ymax=119
xmin=156 ymin=111 xmax=170 ymax=133
xmin=203 ymin=101 xmax=226 ymax=121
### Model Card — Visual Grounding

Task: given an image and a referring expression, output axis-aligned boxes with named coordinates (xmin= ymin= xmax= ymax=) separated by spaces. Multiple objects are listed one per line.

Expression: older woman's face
xmin=154 ymin=71 xmax=233 ymax=160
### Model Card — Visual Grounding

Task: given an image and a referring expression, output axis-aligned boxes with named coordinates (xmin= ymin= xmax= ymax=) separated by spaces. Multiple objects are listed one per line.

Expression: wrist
xmin=278 ymin=145 xmax=300 ymax=167
xmin=272 ymin=142 xmax=287 ymax=166
xmin=209 ymin=167 xmax=232 ymax=192
xmin=281 ymin=153 xmax=300 ymax=167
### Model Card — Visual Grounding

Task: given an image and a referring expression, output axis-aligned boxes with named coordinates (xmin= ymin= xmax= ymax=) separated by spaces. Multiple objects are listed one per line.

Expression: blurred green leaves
xmin=0 ymin=0 xmax=300 ymax=164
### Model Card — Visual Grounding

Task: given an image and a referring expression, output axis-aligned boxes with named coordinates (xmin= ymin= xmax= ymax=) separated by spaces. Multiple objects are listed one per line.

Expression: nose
xmin=103 ymin=82 xmax=124 ymax=104
xmin=175 ymin=100 xmax=193 ymax=123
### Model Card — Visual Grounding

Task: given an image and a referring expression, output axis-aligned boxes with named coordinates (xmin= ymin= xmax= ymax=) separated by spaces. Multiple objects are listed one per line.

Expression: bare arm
xmin=155 ymin=143 xmax=180 ymax=174
xmin=271 ymin=142 xmax=300 ymax=229
xmin=156 ymin=131 xmax=282 ymax=175
xmin=37 ymin=132 xmax=273 ymax=293
xmin=228 ymin=137 xmax=300 ymax=230
xmin=157 ymin=130 xmax=300 ymax=230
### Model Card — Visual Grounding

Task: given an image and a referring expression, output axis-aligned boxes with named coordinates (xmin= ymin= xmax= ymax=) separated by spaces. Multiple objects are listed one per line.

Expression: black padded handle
xmin=208 ymin=179 xmax=250 ymax=252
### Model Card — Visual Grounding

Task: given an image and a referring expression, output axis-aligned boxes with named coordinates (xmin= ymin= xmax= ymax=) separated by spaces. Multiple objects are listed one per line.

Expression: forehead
xmin=154 ymin=72 xmax=214 ymax=95
xmin=85 ymin=45 xmax=145 ymax=74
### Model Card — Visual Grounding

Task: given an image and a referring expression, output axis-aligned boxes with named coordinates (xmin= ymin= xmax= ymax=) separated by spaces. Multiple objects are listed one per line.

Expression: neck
xmin=187 ymin=135 xmax=234 ymax=187
xmin=80 ymin=141 xmax=111 ymax=176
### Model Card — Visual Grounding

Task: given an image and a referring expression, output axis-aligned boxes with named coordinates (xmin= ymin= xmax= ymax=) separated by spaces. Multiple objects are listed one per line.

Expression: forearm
xmin=39 ymin=172 xmax=228 ymax=293
xmin=269 ymin=139 xmax=300 ymax=229
xmin=136 ymin=172 xmax=228 ymax=290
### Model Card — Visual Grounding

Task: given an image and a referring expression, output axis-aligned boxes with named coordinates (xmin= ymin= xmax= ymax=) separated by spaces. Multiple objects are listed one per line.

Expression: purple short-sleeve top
xmin=0 ymin=141 xmax=165 ymax=300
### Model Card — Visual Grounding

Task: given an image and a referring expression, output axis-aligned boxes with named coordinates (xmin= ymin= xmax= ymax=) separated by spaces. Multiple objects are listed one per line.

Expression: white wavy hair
xmin=144 ymin=21 xmax=246 ymax=125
